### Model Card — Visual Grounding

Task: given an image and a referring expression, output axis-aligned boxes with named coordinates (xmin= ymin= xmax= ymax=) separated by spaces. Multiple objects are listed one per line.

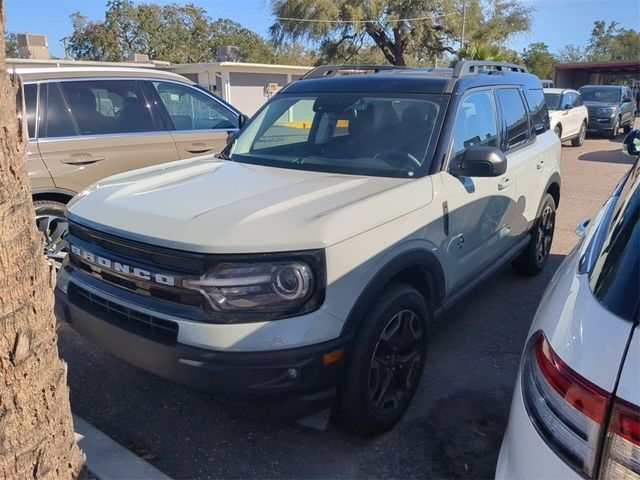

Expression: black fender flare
xmin=340 ymin=249 xmax=446 ymax=335
xmin=543 ymin=172 xmax=561 ymax=209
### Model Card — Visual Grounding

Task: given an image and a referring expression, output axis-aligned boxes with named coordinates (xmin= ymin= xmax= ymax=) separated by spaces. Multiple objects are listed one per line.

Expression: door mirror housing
xmin=622 ymin=129 xmax=640 ymax=156
xmin=563 ymin=103 xmax=572 ymax=110
xmin=450 ymin=146 xmax=508 ymax=177
xmin=238 ymin=113 xmax=250 ymax=128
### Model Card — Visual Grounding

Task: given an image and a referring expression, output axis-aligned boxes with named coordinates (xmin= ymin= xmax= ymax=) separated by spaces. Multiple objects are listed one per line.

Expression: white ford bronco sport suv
xmin=55 ymin=61 xmax=561 ymax=433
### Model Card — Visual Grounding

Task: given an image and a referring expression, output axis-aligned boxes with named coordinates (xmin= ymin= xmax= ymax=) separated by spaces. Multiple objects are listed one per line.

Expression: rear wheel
xmin=571 ymin=122 xmax=586 ymax=147
xmin=512 ymin=194 xmax=556 ymax=276
xmin=34 ymin=200 xmax=69 ymax=270
xmin=336 ymin=284 xmax=428 ymax=434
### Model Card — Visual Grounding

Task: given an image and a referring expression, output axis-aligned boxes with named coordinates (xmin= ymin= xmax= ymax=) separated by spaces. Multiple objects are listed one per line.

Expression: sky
xmin=5 ymin=0 xmax=640 ymax=60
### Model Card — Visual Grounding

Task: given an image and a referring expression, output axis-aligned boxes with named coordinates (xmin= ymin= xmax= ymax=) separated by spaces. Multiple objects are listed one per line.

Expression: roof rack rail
xmin=452 ymin=60 xmax=528 ymax=77
xmin=300 ymin=64 xmax=408 ymax=80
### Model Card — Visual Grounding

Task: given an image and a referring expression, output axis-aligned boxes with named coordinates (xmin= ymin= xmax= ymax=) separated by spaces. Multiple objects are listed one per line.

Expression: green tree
xmin=587 ymin=20 xmax=640 ymax=61
xmin=270 ymin=0 xmax=532 ymax=66
xmin=453 ymin=42 xmax=518 ymax=63
xmin=556 ymin=44 xmax=586 ymax=64
xmin=4 ymin=31 xmax=17 ymax=57
xmin=67 ymin=1 xmax=287 ymax=64
xmin=521 ymin=42 xmax=556 ymax=79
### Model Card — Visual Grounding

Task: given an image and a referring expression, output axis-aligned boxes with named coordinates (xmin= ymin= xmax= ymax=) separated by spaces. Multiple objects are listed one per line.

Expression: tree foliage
xmin=521 ymin=42 xmax=556 ymax=79
xmin=586 ymin=20 xmax=640 ymax=62
xmin=270 ymin=0 xmax=532 ymax=66
xmin=67 ymin=0 xmax=306 ymax=64
xmin=4 ymin=32 xmax=18 ymax=57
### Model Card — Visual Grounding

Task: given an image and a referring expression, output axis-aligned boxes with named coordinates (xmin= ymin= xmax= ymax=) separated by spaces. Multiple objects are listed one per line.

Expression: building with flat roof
xmin=554 ymin=60 xmax=640 ymax=89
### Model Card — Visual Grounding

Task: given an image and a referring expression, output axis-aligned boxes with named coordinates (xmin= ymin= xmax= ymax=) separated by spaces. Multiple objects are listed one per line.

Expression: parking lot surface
xmin=58 ymin=124 xmax=638 ymax=479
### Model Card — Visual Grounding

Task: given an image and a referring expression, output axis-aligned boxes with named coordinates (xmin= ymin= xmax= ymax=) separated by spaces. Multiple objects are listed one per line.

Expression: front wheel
xmin=623 ymin=122 xmax=632 ymax=134
xmin=609 ymin=118 xmax=620 ymax=139
xmin=512 ymin=194 xmax=556 ymax=276
xmin=554 ymin=125 xmax=562 ymax=139
xmin=34 ymin=200 xmax=69 ymax=270
xmin=571 ymin=122 xmax=586 ymax=147
xmin=336 ymin=284 xmax=428 ymax=434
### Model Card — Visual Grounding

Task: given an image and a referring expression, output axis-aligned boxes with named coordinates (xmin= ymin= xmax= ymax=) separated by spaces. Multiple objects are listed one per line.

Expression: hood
xmin=68 ymin=156 xmax=433 ymax=253
xmin=582 ymin=101 xmax=618 ymax=108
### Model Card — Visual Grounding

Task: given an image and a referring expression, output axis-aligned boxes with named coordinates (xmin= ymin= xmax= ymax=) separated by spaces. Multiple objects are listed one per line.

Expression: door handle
xmin=498 ymin=177 xmax=511 ymax=190
xmin=185 ymin=143 xmax=213 ymax=154
xmin=61 ymin=153 xmax=105 ymax=165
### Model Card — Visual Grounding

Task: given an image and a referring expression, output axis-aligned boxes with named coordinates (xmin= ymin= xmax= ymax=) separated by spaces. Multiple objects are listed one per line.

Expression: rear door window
xmin=524 ymin=88 xmax=549 ymax=135
xmin=43 ymin=82 xmax=79 ymax=138
xmin=57 ymin=79 xmax=163 ymax=136
xmin=151 ymin=81 xmax=239 ymax=131
xmin=496 ymin=88 xmax=529 ymax=151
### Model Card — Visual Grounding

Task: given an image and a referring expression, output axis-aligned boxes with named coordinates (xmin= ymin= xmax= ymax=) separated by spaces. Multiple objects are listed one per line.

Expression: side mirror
xmin=622 ymin=129 xmax=640 ymax=156
xmin=622 ymin=97 xmax=632 ymax=103
xmin=576 ymin=218 xmax=590 ymax=237
xmin=226 ymin=130 xmax=238 ymax=144
xmin=450 ymin=146 xmax=507 ymax=177
xmin=563 ymin=103 xmax=572 ymax=110
xmin=238 ymin=113 xmax=250 ymax=128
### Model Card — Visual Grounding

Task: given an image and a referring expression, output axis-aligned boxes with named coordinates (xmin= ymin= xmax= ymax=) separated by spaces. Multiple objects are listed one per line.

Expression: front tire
xmin=336 ymin=284 xmax=428 ymax=434
xmin=512 ymin=193 xmax=556 ymax=276
xmin=623 ymin=122 xmax=632 ymax=134
xmin=571 ymin=122 xmax=586 ymax=147
xmin=609 ymin=118 xmax=620 ymax=139
xmin=34 ymin=200 xmax=69 ymax=270
xmin=554 ymin=125 xmax=562 ymax=140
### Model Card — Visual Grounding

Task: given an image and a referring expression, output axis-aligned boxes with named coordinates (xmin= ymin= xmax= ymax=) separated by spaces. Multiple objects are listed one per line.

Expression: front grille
xmin=69 ymin=284 xmax=179 ymax=345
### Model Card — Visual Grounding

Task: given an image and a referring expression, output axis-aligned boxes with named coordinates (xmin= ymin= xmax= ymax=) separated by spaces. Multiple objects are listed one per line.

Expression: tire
xmin=571 ymin=122 xmax=587 ymax=147
xmin=609 ymin=118 xmax=620 ymax=139
xmin=512 ymin=193 xmax=556 ymax=276
xmin=336 ymin=283 xmax=429 ymax=434
xmin=34 ymin=200 xmax=69 ymax=270
xmin=623 ymin=122 xmax=632 ymax=134
xmin=554 ymin=125 xmax=562 ymax=140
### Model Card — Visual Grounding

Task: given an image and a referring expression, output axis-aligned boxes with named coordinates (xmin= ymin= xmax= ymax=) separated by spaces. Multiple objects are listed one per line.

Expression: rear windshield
xmin=589 ymin=161 xmax=640 ymax=322
xmin=230 ymin=92 xmax=448 ymax=178
xmin=543 ymin=93 xmax=561 ymax=111
xmin=579 ymin=88 xmax=621 ymax=103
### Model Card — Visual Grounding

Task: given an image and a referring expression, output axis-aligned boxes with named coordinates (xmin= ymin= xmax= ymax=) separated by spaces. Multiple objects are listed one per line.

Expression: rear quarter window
xmin=589 ymin=162 xmax=640 ymax=322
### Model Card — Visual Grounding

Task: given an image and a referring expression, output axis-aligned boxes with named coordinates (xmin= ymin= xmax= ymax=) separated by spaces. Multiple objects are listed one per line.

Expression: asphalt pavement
xmin=58 ymin=124 xmax=638 ymax=480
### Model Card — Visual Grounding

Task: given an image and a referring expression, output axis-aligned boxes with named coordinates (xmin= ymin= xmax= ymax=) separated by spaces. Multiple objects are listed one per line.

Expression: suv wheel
xmin=609 ymin=118 xmax=620 ymax=139
xmin=512 ymin=193 xmax=556 ymax=276
xmin=571 ymin=122 xmax=586 ymax=147
xmin=336 ymin=284 xmax=428 ymax=434
xmin=623 ymin=122 xmax=632 ymax=134
xmin=34 ymin=200 xmax=69 ymax=270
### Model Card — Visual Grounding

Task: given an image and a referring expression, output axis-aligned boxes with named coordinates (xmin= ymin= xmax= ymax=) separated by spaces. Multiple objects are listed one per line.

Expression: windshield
xmin=230 ymin=93 xmax=448 ymax=178
xmin=579 ymin=88 xmax=620 ymax=103
xmin=544 ymin=93 xmax=562 ymax=110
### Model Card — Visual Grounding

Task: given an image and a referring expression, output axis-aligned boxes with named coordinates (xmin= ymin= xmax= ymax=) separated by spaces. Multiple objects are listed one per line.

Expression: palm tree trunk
xmin=0 ymin=1 xmax=85 ymax=478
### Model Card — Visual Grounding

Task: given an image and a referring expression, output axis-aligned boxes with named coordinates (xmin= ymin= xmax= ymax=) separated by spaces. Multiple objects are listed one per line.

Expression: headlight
xmin=183 ymin=255 xmax=324 ymax=319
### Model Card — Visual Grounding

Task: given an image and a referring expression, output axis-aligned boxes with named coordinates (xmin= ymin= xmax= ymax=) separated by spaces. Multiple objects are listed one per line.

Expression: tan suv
xmin=19 ymin=66 xmax=246 ymax=266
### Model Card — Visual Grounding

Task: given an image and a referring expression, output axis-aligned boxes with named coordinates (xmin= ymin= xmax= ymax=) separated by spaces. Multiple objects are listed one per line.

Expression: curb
xmin=74 ymin=414 xmax=171 ymax=480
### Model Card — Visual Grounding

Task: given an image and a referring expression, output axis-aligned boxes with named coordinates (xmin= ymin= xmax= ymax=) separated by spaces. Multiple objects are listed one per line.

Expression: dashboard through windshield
xmin=230 ymin=93 xmax=448 ymax=178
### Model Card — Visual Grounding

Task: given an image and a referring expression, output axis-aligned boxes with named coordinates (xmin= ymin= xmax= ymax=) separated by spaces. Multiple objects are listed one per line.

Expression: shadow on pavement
xmin=578 ymin=149 xmax=634 ymax=165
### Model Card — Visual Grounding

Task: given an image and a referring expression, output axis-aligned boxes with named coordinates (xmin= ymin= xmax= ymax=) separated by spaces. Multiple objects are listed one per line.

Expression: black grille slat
xmin=70 ymin=284 xmax=179 ymax=345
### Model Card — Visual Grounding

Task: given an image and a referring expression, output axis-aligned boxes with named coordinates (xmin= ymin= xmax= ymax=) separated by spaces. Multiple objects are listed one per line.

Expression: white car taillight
xmin=600 ymin=397 xmax=640 ymax=479
xmin=522 ymin=331 xmax=610 ymax=477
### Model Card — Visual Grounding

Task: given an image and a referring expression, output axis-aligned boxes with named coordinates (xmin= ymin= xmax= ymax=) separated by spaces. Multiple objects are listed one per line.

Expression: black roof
xmin=284 ymin=61 xmax=543 ymax=96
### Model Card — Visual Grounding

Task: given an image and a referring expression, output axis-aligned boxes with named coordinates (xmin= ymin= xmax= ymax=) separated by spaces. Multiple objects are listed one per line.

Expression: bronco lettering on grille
xmin=70 ymin=244 xmax=176 ymax=286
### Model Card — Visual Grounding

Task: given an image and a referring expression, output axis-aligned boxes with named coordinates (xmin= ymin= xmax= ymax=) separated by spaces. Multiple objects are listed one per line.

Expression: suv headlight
xmin=183 ymin=253 xmax=325 ymax=320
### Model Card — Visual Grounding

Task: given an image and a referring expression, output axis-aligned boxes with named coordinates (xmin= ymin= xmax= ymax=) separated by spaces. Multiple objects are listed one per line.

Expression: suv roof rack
xmin=300 ymin=64 xmax=408 ymax=80
xmin=452 ymin=60 xmax=528 ymax=77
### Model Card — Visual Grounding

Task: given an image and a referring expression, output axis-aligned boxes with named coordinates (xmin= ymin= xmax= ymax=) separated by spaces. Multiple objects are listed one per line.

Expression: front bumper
xmin=55 ymin=285 xmax=350 ymax=404
xmin=586 ymin=115 xmax=616 ymax=132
